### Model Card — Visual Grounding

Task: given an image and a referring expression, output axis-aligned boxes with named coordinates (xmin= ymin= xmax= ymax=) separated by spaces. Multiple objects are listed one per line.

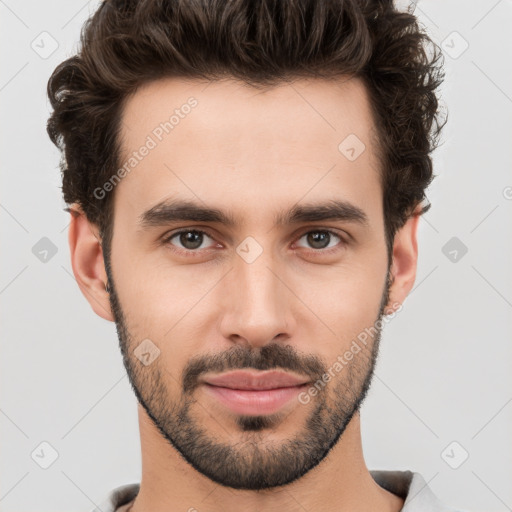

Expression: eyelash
xmin=161 ymin=228 xmax=348 ymax=257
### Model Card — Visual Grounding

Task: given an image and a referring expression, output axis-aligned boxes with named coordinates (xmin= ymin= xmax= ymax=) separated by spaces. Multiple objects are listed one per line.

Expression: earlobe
xmin=384 ymin=211 xmax=420 ymax=315
xmin=68 ymin=205 xmax=114 ymax=322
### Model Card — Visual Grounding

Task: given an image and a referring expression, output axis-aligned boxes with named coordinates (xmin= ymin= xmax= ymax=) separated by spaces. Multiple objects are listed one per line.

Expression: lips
xmin=201 ymin=370 xmax=311 ymax=415
xmin=202 ymin=369 xmax=310 ymax=390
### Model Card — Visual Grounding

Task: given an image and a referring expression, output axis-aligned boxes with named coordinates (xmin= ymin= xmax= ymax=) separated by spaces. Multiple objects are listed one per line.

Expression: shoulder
xmin=90 ymin=483 xmax=140 ymax=512
xmin=370 ymin=469 xmax=466 ymax=512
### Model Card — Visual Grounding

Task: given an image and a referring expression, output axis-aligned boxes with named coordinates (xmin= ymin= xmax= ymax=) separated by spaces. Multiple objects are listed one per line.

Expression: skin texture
xmin=69 ymin=76 xmax=420 ymax=512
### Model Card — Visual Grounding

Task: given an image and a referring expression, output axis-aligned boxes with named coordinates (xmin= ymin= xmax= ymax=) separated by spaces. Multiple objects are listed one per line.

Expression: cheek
xmin=118 ymin=274 xmax=216 ymax=373
xmin=111 ymin=231 xmax=215 ymax=325
xmin=297 ymin=262 xmax=387 ymax=344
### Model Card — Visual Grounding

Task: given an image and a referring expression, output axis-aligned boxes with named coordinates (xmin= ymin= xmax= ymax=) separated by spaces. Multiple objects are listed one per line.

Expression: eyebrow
xmin=137 ymin=198 xmax=369 ymax=230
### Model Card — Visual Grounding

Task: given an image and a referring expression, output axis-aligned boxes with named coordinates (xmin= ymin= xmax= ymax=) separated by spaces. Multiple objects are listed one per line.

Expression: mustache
xmin=182 ymin=343 xmax=326 ymax=394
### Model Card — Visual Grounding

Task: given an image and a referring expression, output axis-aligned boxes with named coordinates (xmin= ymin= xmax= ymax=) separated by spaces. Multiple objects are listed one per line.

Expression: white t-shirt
xmin=91 ymin=470 xmax=463 ymax=511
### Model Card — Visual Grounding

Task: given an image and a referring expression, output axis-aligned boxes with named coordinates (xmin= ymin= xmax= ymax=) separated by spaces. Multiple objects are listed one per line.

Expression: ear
xmin=68 ymin=205 xmax=114 ymax=322
xmin=384 ymin=210 xmax=420 ymax=315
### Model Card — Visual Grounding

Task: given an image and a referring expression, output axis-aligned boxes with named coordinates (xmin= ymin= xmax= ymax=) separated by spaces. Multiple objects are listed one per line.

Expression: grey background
xmin=1 ymin=1 xmax=511 ymax=511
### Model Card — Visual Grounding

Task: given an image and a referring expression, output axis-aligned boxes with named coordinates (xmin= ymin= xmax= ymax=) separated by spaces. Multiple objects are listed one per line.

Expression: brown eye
xmin=163 ymin=230 xmax=215 ymax=251
xmin=295 ymin=230 xmax=345 ymax=252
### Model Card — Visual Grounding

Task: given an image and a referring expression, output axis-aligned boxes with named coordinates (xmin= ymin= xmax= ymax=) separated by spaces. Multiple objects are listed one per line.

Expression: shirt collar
xmin=94 ymin=470 xmax=455 ymax=512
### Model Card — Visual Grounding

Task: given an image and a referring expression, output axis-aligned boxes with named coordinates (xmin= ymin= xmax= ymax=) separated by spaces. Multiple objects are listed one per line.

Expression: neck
xmin=128 ymin=405 xmax=403 ymax=512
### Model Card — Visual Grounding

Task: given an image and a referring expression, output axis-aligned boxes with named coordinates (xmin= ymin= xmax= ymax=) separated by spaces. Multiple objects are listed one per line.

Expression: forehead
xmin=115 ymin=76 xmax=382 ymax=227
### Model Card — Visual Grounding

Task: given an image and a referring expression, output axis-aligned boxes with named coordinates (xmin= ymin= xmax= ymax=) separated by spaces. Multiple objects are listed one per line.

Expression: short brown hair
xmin=47 ymin=0 xmax=446 ymax=264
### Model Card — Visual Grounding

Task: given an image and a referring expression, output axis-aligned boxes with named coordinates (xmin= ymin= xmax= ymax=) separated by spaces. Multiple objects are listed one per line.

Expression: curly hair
xmin=47 ymin=0 xmax=446 ymax=264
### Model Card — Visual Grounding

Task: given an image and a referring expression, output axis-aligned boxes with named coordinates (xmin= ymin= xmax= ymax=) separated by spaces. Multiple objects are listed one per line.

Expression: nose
xmin=219 ymin=244 xmax=295 ymax=350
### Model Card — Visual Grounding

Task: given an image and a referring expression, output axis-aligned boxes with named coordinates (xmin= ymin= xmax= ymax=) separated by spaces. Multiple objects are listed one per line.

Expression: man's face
xmin=106 ymin=77 xmax=391 ymax=489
